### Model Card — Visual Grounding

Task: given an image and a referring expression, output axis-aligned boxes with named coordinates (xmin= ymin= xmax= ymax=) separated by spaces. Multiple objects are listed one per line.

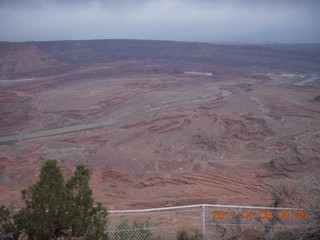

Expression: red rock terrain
xmin=0 ymin=40 xmax=319 ymax=209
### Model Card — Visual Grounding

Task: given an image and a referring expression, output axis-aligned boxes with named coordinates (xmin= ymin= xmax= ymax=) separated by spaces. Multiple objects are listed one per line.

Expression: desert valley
xmin=0 ymin=40 xmax=320 ymax=210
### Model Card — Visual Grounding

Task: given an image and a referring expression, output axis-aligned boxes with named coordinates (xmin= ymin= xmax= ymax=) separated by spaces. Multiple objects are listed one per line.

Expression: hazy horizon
xmin=0 ymin=0 xmax=319 ymax=43
xmin=2 ymin=39 xmax=320 ymax=45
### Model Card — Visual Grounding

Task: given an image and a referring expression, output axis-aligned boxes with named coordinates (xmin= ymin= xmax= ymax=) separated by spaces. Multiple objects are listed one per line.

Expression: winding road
xmin=0 ymin=119 xmax=117 ymax=144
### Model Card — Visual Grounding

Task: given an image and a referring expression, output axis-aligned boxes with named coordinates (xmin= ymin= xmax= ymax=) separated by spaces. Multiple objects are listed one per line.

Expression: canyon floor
xmin=0 ymin=40 xmax=319 ymax=209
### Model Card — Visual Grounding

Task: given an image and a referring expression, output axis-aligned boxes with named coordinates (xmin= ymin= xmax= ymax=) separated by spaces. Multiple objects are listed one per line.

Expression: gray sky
xmin=0 ymin=0 xmax=319 ymax=43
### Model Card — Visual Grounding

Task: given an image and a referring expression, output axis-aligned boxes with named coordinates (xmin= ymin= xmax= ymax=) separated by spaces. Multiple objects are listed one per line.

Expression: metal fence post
xmin=202 ymin=205 xmax=206 ymax=239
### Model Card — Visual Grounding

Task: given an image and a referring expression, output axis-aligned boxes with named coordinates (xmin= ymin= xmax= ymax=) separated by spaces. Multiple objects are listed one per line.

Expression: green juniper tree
xmin=13 ymin=159 xmax=108 ymax=240
xmin=66 ymin=164 xmax=108 ymax=240
xmin=14 ymin=159 xmax=70 ymax=240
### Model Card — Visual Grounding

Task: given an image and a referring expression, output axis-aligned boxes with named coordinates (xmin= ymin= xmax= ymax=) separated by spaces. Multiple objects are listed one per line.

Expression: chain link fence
xmin=106 ymin=204 xmax=316 ymax=240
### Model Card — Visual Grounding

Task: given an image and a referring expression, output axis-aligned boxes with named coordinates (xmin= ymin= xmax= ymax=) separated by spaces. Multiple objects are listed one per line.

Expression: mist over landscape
xmin=0 ymin=0 xmax=319 ymax=43
xmin=0 ymin=0 xmax=320 ymax=239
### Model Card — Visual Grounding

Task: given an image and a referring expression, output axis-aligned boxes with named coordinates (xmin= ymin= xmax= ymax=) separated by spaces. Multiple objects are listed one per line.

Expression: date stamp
xmin=212 ymin=210 xmax=308 ymax=220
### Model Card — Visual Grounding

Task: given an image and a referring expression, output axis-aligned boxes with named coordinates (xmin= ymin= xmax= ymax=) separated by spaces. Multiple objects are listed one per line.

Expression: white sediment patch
xmin=184 ymin=71 xmax=212 ymax=76
xmin=293 ymin=72 xmax=320 ymax=86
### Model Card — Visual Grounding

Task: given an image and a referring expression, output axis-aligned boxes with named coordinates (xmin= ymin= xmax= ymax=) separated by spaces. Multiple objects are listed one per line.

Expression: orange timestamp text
xmin=212 ymin=210 xmax=308 ymax=220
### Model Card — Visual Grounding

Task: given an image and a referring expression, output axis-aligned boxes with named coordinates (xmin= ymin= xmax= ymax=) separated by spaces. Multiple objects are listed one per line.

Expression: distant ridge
xmin=259 ymin=43 xmax=320 ymax=53
xmin=1 ymin=39 xmax=320 ymax=79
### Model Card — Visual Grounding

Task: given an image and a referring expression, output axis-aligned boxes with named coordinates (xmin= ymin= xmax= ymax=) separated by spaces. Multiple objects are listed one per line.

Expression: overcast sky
xmin=0 ymin=0 xmax=319 ymax=43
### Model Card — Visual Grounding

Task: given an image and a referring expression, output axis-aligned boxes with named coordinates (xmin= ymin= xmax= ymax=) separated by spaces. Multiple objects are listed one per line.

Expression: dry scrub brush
xmin=269 ymin=170 xmax=320 ymax=239
xmin=176 ymin=223 xmax=203 ymax=240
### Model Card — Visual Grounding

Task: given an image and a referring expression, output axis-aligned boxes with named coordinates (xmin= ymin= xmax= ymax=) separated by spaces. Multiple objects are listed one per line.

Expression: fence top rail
xmin=108 ymin=204 xmax=303 ymax=213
